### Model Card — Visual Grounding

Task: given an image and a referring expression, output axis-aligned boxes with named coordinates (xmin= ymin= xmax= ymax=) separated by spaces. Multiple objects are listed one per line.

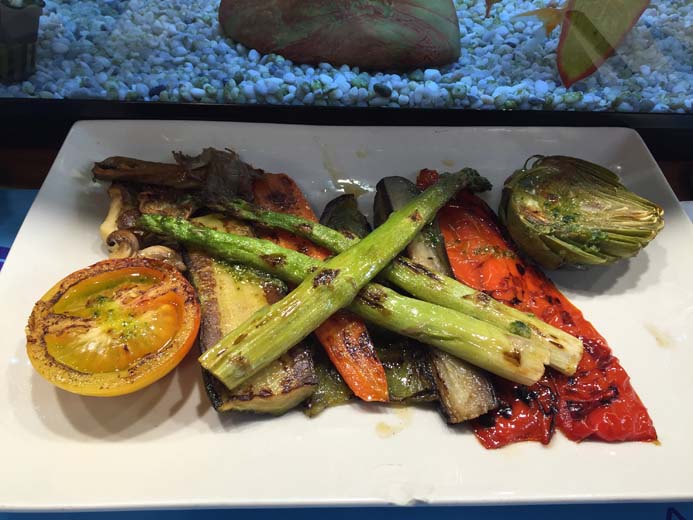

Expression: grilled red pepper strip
xmin=417 ymin=169 xmax=656 ymax=448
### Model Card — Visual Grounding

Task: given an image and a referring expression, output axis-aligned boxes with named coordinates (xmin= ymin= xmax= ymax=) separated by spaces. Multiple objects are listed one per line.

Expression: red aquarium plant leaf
xmin=219 ymin=0 xmax=461 ymax=70
xmin=417 ymin=169 xmax=656 ymax=449
xmin=557 ymin=0 xmax=650 ymax=87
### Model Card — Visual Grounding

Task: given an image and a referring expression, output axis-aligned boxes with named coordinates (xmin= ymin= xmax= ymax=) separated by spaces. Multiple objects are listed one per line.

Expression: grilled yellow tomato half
xmin=26 ymin=257 xmax=200 ymax=397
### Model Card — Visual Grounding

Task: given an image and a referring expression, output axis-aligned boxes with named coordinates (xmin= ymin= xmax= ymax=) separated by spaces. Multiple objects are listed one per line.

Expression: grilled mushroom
xmin=106 ymin=230 xmax=140 ymax=258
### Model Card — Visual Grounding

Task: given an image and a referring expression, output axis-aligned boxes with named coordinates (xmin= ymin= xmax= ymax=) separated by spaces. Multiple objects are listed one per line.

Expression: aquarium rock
xmin=219 ymin=0 xmax=461 ymax=71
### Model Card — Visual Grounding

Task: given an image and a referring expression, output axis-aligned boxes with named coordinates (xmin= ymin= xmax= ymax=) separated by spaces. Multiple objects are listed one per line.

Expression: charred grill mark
xmin=476 ymin=412 xmax=496 ymax=428
xmin=503 ymin=348 xmax=522 ymax=366
xmin=358 ymin=287 xmax=388 ymax=310
xmin=560 ymin=311 xmax=574 ymax=326
xmin=232 ymin=389 xmax=257 ymax=402
xmin=258 ymin=387 xmax=273 ymax=398
xmin=516 ymin=263 xmax=526 ymax=275
xmin=535 ymin=383 xmax=559 ymax=417
xmin=498 ymin=401 xmax=513 ymax=419
xmin=509 ymin=297 xmax=522 ymax=306
xmin=260 ymin=229 xmax=280 ymax=243
xmin=545 ymin=295 xmax=561 ymax=305
xmin=312 ymin=269 xmax=340 ymax=288
xmin=357 ymin=330 xmax=379 ymax=361
xmin=473 ymin=292 xmax=491 ymax=305
xmin=549 ymin=339 xmax=564 ymax=350
xmin=233 ymin=332 xmax=248 ymax=345
xmin=409 ymin=209 xmax=422 ymax=222
xmin=280 ymin=375 xmax=296 ymax=394
xmin=260 ymin=254 xmax=286 ymax=268
xmin=262 ymin=281 xmax=286 ymax=304
xmin=566 ymin=385 xmax=620 ymax=420
xmin=230 ymin=354 xmax=250 ymax=371
xmin=601 ymin=385 xmax=620 ymax=405
xmin=266 ymin=188 xmax=299 ymax=213
xmin=339 ymin=329 xmax=361 ymax=357
xmin=297 ymin=223 xmax=313 ymax=235
xmin=514 ymin=385 xmax=538 ymax=406
xmin=397 ymin=257 xmax=443 ymax=281
xmin=253 ymin=315 xmax=272 ymax=330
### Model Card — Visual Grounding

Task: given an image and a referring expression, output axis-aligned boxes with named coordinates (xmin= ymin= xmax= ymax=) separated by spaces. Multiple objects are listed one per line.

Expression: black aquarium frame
xmin=2 ymin=99 xmax=693 ymax=162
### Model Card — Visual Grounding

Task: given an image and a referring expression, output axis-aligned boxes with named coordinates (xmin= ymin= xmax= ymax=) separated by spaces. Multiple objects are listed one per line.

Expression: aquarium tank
xmin=0 ymin=0 xmax=690 ymax=114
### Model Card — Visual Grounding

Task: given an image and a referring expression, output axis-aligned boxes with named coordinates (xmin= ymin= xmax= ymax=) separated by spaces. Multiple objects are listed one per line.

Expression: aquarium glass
xmin=0 ymin=0 xmax=690 ymax=113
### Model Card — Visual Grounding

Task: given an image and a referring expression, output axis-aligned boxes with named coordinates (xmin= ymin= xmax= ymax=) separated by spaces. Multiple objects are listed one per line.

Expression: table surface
xmin=1 ymin=155 xmax=691 ymax=517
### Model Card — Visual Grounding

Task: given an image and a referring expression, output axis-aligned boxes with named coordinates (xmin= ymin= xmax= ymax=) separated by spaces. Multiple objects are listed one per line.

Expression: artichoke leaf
xmin=540 ymin=234 xmax=613 ymax=267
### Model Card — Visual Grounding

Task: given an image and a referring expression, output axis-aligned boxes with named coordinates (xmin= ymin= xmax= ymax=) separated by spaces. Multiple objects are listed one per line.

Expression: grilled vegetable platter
xmin=25 ymin=146 xmax=664 ymax=450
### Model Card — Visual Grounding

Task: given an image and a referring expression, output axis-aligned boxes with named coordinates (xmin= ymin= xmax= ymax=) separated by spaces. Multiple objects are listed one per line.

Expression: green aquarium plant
xmin=499 ymin=155 xmax=664 ymax=270
xmin=486 ymin=0 xmax=651 ymax=87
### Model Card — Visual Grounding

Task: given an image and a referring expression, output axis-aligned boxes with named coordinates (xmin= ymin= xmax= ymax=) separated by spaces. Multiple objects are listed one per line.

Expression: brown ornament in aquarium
xmin=219 ymin=0 xmax=461 ymax=70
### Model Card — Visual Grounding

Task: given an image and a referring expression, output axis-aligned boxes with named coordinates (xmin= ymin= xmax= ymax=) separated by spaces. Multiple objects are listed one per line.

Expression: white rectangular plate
xmin=2 ymin=121 xmax=692 ymax=511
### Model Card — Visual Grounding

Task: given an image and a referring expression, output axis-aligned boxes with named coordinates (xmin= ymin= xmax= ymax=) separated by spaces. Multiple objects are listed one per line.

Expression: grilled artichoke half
xmin=499 ymin=155 xmax=664 ymax=270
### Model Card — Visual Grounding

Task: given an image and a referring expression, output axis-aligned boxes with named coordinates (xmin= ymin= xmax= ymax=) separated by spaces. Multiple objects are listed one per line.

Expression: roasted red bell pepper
xmin=417 ymin=169 xmax=656 ymax=448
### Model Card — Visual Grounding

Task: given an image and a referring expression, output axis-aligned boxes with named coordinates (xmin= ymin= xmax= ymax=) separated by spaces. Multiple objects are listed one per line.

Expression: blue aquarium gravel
xmin=0 ymin=0 xmax=691 ymax=112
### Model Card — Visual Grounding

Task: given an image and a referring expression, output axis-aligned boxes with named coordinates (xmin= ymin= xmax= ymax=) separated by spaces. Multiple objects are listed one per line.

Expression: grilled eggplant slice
xmin=373 ymin=178 xmax=497 ymax=422
xmin=428 ymin=351 xmax=497 ymax=423
xmin=187 ymin=215 xmax=317 ymax=415
xmin=373 ymin=178 xmax=452 ymax=275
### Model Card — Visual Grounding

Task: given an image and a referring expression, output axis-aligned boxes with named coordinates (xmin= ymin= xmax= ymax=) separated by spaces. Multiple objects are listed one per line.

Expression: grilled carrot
xmin=251 ymin=173 xmax=389 ymax=402
xmin=417 ymin=169 xmax=656 ymax=448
